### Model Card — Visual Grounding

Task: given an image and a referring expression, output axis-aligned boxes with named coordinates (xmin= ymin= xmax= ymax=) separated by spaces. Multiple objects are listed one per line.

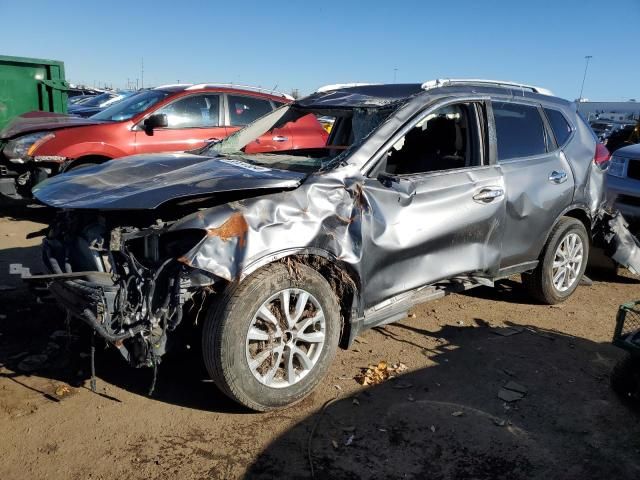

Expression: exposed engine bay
xmin=41 ymin=210 xmax=215 ymax=372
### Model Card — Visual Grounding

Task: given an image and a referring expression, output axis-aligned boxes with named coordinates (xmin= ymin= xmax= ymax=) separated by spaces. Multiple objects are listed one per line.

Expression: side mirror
xmin=377 ymin=172 xmax=398 ymax=188
xmin=142 ymin=113 xmax=168 ymax=132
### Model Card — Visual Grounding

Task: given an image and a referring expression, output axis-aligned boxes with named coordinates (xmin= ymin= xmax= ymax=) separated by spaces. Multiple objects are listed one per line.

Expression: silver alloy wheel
xmin=245 ymin=288 xmax=326 ymax=388
xmin=552 ymin=232 xmax=584 ymax=292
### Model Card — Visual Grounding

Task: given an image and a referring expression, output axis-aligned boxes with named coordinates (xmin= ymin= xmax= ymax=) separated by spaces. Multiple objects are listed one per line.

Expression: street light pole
xmin=579 ymin=55 xmax=593 ymax=101
xmin=393 ymin=67 xmax=398 ymax=83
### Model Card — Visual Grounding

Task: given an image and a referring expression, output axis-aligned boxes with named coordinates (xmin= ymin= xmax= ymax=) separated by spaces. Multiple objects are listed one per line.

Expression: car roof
xmin=297 ymin=84 xmax=424 ymax=109
xmin=297 ymin=80 xmax=569 ymax=110
xmin=152 ymin=83 xmax=294 ymax=101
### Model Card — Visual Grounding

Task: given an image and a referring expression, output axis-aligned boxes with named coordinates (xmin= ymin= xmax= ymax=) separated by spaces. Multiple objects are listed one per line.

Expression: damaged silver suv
xmin=31 ymin=79 xmax=610 ymax=410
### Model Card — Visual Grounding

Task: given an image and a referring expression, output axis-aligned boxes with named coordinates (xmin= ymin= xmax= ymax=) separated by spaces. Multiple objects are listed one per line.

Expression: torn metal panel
xmin=595 ymin=210 xmax=640 ymax=274
xmin=296 ymin=84 xmax=424 ymax=109
xmin=172 ymin=167 xmax=366 ymax=285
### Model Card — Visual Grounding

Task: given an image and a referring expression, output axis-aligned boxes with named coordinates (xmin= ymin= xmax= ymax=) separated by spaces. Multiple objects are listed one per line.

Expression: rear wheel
xmin=610 ymin=354 xmax=640 ymax=403
xmin=522 ymin=217 xmax=589 ymax=304
xmin=202 ymin=263 xmax=341 ymax=411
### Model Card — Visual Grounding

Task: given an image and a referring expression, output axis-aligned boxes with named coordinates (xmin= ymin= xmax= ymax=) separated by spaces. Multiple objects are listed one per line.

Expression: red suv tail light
xmin=594 ymin=143 xmax=611 ymax=167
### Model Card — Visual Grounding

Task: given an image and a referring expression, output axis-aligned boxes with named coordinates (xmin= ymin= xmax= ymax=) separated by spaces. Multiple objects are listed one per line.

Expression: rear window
xmin=493 ymin=102 xmax=547 ymax=161
xmin=544 ymin=108 xmax=572 ymax=146
xmin=228 ymin=95 xmax=273 ymax=126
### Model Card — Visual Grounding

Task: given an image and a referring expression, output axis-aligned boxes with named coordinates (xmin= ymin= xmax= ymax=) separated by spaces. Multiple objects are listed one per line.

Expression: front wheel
xmin=522 ymin=217 xmax=589 ymax=304
xmin=202 ymin=263 xmax=341 ymax=411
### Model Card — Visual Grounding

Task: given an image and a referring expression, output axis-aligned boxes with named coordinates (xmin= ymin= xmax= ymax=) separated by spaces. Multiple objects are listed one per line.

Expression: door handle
xmin=548 ymin=170 xmax=567 ymax=184
xmin=272 ymin=136 xmax=289 ymax=142
xmin=473 ymin=187 xmax=504 ymax=203
xmin=204 ymin=137 xmax=221 ymax=143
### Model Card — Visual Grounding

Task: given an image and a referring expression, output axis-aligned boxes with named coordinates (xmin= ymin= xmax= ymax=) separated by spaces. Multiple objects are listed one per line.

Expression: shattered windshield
xmin=91 ymin=90 xmax=170 ymax=121
xmin=204 ymin=104 xmax=393 ymax=173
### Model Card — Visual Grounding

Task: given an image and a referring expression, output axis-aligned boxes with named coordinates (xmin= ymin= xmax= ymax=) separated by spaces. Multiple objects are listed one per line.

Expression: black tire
xmin=522 ymin=217 xmax=589 ymax=304
xmin=202 ymin=263 xmax=341 ymax=411
xmin=610 ymin=354 xmax=640 ymax=403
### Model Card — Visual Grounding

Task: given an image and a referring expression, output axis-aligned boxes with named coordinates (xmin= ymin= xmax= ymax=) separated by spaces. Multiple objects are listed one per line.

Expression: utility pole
xmin=141 ymin=57 xmax=144 ymax=89
xmin=393 ymin=67 xmax=398 ymax=83
xmin=578 ymin=55 xmax=592 ymax=101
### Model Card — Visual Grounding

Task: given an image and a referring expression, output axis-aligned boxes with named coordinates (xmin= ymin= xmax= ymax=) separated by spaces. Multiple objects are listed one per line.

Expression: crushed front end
xmin=40 ymin=210 xmax=215 ymax=369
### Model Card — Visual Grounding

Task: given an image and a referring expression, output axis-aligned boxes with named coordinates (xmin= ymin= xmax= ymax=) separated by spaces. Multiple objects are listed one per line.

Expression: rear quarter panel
xmin=559 ymin=104 xmax=601 ymax=212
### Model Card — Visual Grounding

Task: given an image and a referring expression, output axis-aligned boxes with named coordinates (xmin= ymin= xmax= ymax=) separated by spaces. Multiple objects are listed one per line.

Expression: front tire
xmin=202 ymin=263 xmax=341 ymax=411
xmin=522 ymin=217 xmax=589 ymax=304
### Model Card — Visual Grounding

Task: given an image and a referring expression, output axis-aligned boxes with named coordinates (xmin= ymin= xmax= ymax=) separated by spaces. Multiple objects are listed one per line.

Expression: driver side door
xmin=360 ymin=99 xmax=506 ymax=308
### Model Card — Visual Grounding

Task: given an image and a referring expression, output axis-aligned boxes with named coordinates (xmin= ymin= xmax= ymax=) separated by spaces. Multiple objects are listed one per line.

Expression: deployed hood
xmin=0 ymin=111 xmax=110 ymax=140
xmin=32 ymin=153 xmax=305 ymax=210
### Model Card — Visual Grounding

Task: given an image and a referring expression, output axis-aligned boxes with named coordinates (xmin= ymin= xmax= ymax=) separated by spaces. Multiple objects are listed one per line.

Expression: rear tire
xmin=522 ymin=217 xmax=589 ymax=304
xmin=610 ymin=354 xmax=640 ymax=403
xmin=202 ymin=263 xmax=341 ymax=411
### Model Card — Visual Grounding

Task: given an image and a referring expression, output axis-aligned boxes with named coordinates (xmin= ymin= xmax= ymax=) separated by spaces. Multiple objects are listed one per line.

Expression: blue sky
xmin=1 ymin=0 xmax=638 ymax=101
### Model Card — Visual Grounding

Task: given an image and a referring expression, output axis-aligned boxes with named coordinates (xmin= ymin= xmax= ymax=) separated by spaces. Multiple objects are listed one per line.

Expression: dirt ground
xmin=1 ymin=210 xmax=639 ymax=480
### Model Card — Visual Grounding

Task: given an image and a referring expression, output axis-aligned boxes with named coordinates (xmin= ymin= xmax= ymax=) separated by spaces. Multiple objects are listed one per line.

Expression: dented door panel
xmin=498 ymin=151 xmax=575 ymax=267
xmin=358 ymin=166 xmax=505 ymax=308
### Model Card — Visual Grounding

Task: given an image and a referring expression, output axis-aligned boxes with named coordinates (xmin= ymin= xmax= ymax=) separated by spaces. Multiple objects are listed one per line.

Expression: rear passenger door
xmin=492 ymin=101 xmax=575 ymax=268
xmin=224 ymin=94 xmax=293 ymax=153
xmin=134 ymin=93 xmax=226 ymax=154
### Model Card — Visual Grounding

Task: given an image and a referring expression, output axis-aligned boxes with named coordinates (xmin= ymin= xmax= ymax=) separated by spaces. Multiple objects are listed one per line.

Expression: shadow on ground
xmin=245 ymin=323 xmax=640 ymax=480
xmin=2 ymin=285 xmax=640 ymax=478
xmin=0 ymin=285 xmax=244 ymax=414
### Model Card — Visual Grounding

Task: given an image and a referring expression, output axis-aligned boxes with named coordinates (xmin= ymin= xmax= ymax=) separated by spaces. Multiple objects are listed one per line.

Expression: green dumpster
xmin=0 ymin=55 xmax=69 ymax=133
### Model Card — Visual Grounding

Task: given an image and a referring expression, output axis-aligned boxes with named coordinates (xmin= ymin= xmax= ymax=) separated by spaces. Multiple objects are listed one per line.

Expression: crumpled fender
xmin=171 ymin=166 xmax=368 ymax=283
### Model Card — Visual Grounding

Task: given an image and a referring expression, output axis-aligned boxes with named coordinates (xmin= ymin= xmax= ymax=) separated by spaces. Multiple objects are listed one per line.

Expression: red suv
xmin=0 ymin=84 xmax=328 ymax=199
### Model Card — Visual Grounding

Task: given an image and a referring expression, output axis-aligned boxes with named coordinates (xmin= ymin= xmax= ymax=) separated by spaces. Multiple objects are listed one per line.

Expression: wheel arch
xmin=562 ymin=207 xmax=592 ymax=233
xmin=63 ymin=154 xmax=112 ymax=172
xmin=241 ymin=248 xmax=362 ymax=349
xmin=535 ymin=204 xmax=593 ymax=260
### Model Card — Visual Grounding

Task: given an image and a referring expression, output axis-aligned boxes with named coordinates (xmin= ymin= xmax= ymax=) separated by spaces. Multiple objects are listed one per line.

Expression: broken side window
xmin=381 ymin=103 xmax=482 ymax=176
xmin=207 ymin=105 xmax=394 ymax=173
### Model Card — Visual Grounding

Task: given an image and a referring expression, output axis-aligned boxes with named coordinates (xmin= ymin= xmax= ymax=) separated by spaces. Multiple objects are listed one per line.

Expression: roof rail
xmin=185 ymin=83 xmax=294 ymax=100
xmin=421 ymin=78 xmax=554 ymax=96
xmin=316 ymin=83 xmax=381 ymax=93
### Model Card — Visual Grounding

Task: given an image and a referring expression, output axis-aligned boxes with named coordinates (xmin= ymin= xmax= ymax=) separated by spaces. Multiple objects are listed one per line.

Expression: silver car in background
xmin=607 ymin=144 xmax=640 ymax=223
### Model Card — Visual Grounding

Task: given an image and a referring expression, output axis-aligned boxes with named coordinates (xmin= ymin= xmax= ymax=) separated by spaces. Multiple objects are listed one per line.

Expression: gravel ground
xmin=0 ymin=212 xmax=639 ymax=480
